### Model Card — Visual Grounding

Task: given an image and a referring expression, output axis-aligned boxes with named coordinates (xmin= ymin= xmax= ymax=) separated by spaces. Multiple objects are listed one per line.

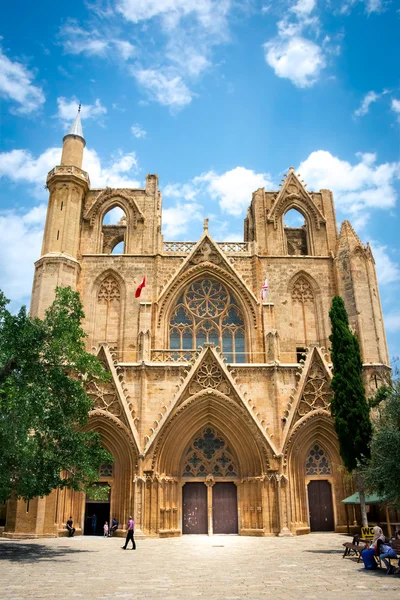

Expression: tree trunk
xmin=356 ymin=471 xmax=368 ymax=528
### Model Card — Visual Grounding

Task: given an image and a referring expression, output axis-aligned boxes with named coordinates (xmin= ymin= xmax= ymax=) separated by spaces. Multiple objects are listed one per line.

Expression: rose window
xmin=169 ymin=278 xmax=245 ymax=363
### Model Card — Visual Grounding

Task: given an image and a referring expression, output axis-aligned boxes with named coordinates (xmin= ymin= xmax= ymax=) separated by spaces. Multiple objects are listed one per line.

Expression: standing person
xmin=103 ymin=521 xmax=109 ymax=537
xmin=91 ymin=513 xmax=97 ymax=535
xmin=66 ymin=516 xmax=75 ymax=538
xmin=110 ymin=517 xmax=118 ymax=537
xmin=121 ymin=516 xmax=136 ymax=550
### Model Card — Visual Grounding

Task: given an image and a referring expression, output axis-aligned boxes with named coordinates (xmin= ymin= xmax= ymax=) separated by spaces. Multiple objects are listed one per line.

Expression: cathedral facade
xmin=3 ymin=112 xmax=390 ymax=538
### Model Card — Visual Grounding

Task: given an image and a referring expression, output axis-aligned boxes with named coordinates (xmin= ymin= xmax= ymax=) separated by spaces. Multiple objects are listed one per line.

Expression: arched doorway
xmin=181 ymin=427 xmax=239 ymax=535
xmin=306 ymin=443 xmax=334 ymax=532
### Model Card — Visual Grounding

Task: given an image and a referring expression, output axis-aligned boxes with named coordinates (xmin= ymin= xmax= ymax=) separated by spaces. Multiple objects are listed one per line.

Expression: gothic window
xmin=305 ymin=444 xmax=332 ymax=476
xmin=102 ymin=207 xmax=127 ymax=254
xmin=95 ymin=275 xmax=121 ymax=346
xmin=99 ymin=463 xmax=113 ymax=478
xmin=291 ymin=276 xmax=318 ymax=346
xmin=182 ymin=428 xmax=238 ymax=477
xmin=284 ymin=209 xmax=308 ymax=256
xmin=169 ymin=279 xmax=245 ymax=363
xmin=297 ymin=359 xmax=332 ymax=417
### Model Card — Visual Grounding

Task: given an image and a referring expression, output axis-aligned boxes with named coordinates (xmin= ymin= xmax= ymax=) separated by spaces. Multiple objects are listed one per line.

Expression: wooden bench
xmin=343 ymin=535 xmax=368 ymax=562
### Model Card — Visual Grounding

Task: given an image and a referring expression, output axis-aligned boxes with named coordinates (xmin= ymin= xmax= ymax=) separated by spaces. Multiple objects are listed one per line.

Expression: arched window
xmin=95 ymin=275 xmax=121 ymax=345
xmin=169 ymin=278 xmax=245 ymax=363
xmin=182 ymin=427 xmax=238 ymax=477
xmin=305 ymin=444 xmax=332 ymax=476
xmin=284 ymin=208 xmax=308 ymax=255
xmin=291 ymin=276 xmax=317 ymax=346
xmin=102 ymin=207 xmax=127 ymax=254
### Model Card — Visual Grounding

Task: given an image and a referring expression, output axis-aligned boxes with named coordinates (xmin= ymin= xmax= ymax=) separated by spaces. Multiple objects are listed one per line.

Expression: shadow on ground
xmin=305 ymin=549 xmax=343 ymax=554
xmin=0 ymin=542 xmax=91 ymax=563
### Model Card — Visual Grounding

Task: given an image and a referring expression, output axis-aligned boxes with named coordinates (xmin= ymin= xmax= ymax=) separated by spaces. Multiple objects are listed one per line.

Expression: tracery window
xmin=169 ymin=279 xmax=245 ymax=363
xmin=305 ymin=444 xmax=331 ymax=476
xmin=99 ymin=463 xmax=113 ymax=478
xmin=95 ymin=275 xmax=121 ymax=345
xmin=291 ymin=275 xmax=317 ymax=346
xmin=182 ymin=428 xmax=238 ymax=478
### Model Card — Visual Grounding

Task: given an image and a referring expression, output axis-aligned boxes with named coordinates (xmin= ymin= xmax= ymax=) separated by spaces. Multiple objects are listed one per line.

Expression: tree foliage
xmin=329 ymin=296 xmax=372 ymax=472
xmin=0 ymin=287 xmax=112 ymax=502
xmin=363 ymin=375 xmax=400 ymax=508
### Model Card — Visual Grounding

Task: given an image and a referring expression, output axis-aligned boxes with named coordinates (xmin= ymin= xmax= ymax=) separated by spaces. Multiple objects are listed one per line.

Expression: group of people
xmin=65 ymin=514 xmax=135 ymax=550
xmin=361 ymin=526 xmax=400 ymax=574
xmin=65 ymin=515 xmax=119 ymax=537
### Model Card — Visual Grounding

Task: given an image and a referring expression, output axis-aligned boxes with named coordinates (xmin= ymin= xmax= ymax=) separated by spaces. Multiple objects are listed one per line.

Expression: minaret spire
xmin=60 ymin=103 xmax=86 ymax=168
xmin=63 ymin=104 xmax=85 ymax=146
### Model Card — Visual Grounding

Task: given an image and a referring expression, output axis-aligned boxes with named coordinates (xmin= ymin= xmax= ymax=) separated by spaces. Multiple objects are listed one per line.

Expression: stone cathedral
xmin=3 ymin=111 xmax=390 ymax=539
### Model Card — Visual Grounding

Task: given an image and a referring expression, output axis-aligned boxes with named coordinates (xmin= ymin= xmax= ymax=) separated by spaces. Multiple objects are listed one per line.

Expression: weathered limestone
xmin=2 ymin=115 xmax=391 ymax=539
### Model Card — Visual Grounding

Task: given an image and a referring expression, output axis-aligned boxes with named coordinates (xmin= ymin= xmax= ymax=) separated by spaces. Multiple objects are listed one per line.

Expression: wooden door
xmin=308 ymin=480 xmax=334 ymax=532
xmin=212 ymin=482 xmax=238 ymax=534
xmin=182 ymin=483 xmax=207 ymax=534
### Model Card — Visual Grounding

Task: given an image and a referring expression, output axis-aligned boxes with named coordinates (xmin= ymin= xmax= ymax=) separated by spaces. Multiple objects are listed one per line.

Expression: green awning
xmin=341 ymin=492 xmax=384 ymax=505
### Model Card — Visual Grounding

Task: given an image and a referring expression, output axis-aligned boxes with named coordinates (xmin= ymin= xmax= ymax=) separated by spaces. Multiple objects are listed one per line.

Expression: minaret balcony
xmin=46 ymin=165 xmax=90 ymax=186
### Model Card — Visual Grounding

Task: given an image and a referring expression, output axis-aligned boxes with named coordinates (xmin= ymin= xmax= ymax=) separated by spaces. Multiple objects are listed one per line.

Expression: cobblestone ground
xmin=1 ymin=533 xmax=399 ymax=600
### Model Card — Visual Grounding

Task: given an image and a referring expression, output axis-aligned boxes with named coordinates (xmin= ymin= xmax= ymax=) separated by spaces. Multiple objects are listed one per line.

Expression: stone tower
xmin=2 ymin=117 xmax=391 ymax=539
xmin=30 ymin=107 xmax=89 ymax=318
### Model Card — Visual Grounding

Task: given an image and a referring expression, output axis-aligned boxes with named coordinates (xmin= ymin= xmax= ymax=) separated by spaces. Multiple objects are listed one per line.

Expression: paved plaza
xmin=0 ymin=533 xmax=399 ymax=600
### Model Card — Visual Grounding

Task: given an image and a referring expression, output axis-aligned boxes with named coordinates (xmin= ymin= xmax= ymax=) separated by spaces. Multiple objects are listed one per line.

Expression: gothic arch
xmin=84 ymin=189 xmax=145 ymax=254
xmin=288 ymin=271 xmax=324 ymax=348
xmin=85 ymin=412 xmax=137 ymax=526
xmin=156 ymin=264 xmax=259 ymax=357
xmin=148 ymin=389 xmax=268 ymax=477
xmin=283 ymin=412 xmax=347 ymax=530
xmin=90 ymin=269 xmax=126 ymax=350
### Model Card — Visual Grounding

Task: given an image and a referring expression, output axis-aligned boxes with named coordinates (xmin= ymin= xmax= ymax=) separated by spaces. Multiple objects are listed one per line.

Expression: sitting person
xmin=372 ymin=525 xmax=385 ymax=546
xmin=377 ymin=538 xmax=398 ymax=574
xmin=361 ymin=543 xmax=378 ymax=570
xmin=66 ymin=516 xmax=75 ymax=538
xmin=110 ymin=517 xmax=118 ymax=537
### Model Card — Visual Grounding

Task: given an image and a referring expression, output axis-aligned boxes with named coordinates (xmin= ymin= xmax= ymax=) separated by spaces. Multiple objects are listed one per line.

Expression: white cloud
xmin=133 ymin=69 xmax=193 ymax=108
xmin=59 ymin=22 xmax=135 ymax=60
xmin=196 ymin=167 xmax=271 ymax=216
xmin=162 ymin=202 xmax=203 ymax=238
xmin=264 ymin=36 xmax=325 ymax=88
xmin=131 ymin=124 xmax=147 ymax=139
xmin=263 ymin=0 xmax=328 ymax=88
xmin=164 ymin=166 xmax=271 ymax=217
xmin=0 ymin=204 xmax=47 ymax=302
xmin=290 ymin=0 xmax=316 ymax=17
xmin=0 ymin=147 xmax=140 ymax=192
xmin=298 ymin=150 xmax=400 ymax=215
xmin=391 ymin=98 xmax=400 ymax=121
xmin=354 ymin=91 xmax=380 ymax=117
xmin=363 ymin=0 xmax=384 ymax=13
xmin=56 ymin=97 xmax=107 ymax=127
xmin=0 ymin=45 xmax=45 ymax=114
xmin=370 ymin=242 xmax=400 ymax=286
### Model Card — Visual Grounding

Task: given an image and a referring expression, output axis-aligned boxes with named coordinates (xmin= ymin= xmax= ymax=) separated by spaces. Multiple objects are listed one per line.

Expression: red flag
xmin=135 ymin=276 xmax=146 ymax=298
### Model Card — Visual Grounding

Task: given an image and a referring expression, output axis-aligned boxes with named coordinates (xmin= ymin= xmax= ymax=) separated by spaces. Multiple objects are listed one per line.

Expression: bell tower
xmin=30 ymin=106 xmax=89 ymax=317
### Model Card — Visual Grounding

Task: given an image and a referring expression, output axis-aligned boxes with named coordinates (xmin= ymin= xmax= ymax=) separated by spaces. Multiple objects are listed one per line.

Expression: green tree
xmin=0 ymin=286 xmax=112 ymax=502
xmin=329 ymin=296 xmax=372 ymax=527
xmin=363 ymin=374 xmax=400 ymax=508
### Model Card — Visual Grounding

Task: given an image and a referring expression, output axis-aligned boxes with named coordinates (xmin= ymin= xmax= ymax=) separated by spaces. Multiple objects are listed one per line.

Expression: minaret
xmin=30 ymin=105 xmax=90 ymax=317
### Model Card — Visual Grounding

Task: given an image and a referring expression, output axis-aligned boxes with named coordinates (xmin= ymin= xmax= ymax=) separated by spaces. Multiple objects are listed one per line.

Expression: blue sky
xmin=0 ymin=0 xmax=399 ymax=357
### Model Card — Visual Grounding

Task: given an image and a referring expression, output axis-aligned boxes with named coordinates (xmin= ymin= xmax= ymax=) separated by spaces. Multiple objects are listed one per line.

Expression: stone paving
xmin=0 ymin=533 xmax=399 ymax=600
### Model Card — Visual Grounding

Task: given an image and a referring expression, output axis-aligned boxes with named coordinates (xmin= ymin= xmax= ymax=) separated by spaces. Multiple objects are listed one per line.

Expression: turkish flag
xmin=135 ymin=276 xmax=146 ymax=298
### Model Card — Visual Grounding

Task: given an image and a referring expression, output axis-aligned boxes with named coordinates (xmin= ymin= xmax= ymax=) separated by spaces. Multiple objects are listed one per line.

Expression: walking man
xmin=121 ymin=516 xmax=136 ymax=550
